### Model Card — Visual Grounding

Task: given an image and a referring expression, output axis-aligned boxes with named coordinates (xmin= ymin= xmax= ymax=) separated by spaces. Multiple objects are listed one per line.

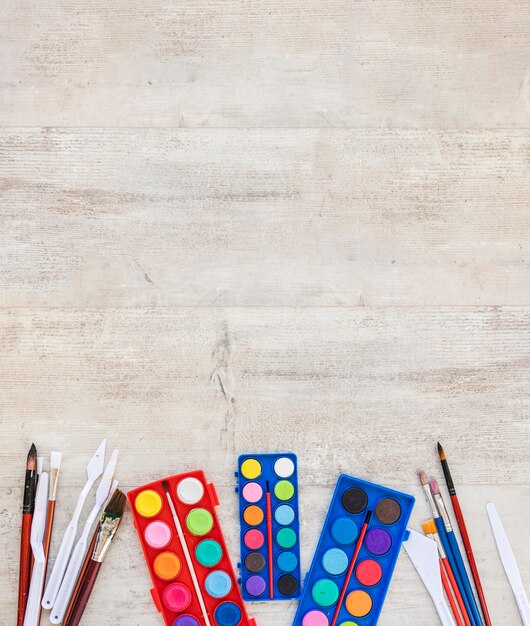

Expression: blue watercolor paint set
xmin=292 ymin=474 xmax=415 ymax=626
xmin=235 ymin=453 xmax=302 ymax=601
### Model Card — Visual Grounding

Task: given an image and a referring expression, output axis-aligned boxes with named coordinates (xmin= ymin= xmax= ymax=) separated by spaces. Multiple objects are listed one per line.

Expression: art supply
xmin=62 ymin=478 xmax=119 ymax=626
xmin=39 ymin=451 xmax=62 ymax=625
xmin=422 ymin=521 xmax=464 ymax=626
xmin=424 ymin=519 xmax=470 ymax=626
xmin=18 ymin=443 xmax=37 ymax=626
xmin=292 ymin=474 xmax=414 ymax=626
xmin=64 ymin=489 xmax=126 ymax=626
xmin=23 ymin=471 xmax=49 ymax=626
xmin=438 ymin=443 xmax=492 ymax=626
xmin=51 ymin=449 xmax=119 ymax=623
xmin=330 ymin=509 xmax=372 ymax=626
xmin=487 ymin=503 xmax=530 ymax=626
xmin=418 ymin=471 xmax=474 ymax=626
xmin=42 ymin=439 xmax=107 ymax=610
xmin=431 ymin=479 xmax=484 ymax=626
xmin=236 ymin=453 xmax=302 ymax=601
xmin=403 ymin=529 xmax=456 ymax=626
xmin=128 ymin=470 xmax=256 ymax=626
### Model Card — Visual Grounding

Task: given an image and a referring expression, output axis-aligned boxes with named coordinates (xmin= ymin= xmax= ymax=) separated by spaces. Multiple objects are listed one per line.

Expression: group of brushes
xmin=410 ymin=442 xmax=530 ymax=626
xmin=416 ymin=443 xmax=492 ymax=626
xmin=17 ymin=440 xmax=126 ymax=626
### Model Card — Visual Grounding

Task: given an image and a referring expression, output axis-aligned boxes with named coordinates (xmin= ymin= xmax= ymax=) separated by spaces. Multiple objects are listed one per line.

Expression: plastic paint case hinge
xmin=150 ymin=587 xmax=163 ymax=613
xmin=208 ymin=482 xmax=219 ymax=507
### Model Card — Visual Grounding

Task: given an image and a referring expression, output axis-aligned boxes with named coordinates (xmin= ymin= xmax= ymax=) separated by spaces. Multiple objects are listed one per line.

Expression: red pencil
xmin=265 ymin=482 xmax=274 ymax=599
xmin=438 ymin=443 xmax=492 ymax=626
xmin=17 ymin=443 xmax=37 ymax=626
xmin=330 ymin=510 xmax=372 ymax=626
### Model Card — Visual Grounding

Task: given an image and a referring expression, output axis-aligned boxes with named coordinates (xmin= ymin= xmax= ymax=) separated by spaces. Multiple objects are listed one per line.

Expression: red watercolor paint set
xmin=128 ymin=471 xmax=256 ymax=626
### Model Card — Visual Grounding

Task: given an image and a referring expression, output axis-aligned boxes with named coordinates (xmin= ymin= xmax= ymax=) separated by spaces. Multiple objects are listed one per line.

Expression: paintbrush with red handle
xmin=330 ymin=510 xmax=372 ymax=626
xmin=266 ymin=482 xmax=274 ymax=599
xmin=62 ymin=479 xmax=118 ymax=625
xmin=64 ymin=489 xmax=126 ymax=626
xmin=438 ymin=443 xmax=492 ymax=626
xmin=18 ymin=444 xmax=37 ymax=626
xmin=422 ymin=520 xmax=465 ymax=626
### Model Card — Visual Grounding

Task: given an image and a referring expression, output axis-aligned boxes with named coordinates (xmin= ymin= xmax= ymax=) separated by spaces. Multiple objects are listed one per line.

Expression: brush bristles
xmin=418 ymin=470 xmax=428 ymax=486
xmin=162 ymin=480 xmax=170 ymax=493
xmin=27 ymin=443 xmax=37 ymax=470
xmin=437 ymin=442 xmax=446 ymax=461
xmin=50 ymin=451 xmax=62 ymax=469
xmin=104 ymin=489 xmax=126 ymax=517
xmin=430 ymin=478 xmax=440 ymax=495
xmin=421 ymin=520 xmax=431 ymax=534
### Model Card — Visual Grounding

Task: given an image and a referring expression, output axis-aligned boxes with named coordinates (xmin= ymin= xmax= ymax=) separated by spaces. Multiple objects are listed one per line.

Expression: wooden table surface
xmin=1 ymin=1 xmax=529 ymax=624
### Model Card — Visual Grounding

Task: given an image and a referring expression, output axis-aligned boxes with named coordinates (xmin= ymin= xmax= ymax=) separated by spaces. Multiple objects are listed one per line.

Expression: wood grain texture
xmin=1 ymin=128 xmax=529 ymax=307
xmin=2 ymin=0 xmax=530 ymax=128
xmin=0 ymin=307 xmax=528 ymax=624
xmin=2 ymin=0 xmax=530 ymax=625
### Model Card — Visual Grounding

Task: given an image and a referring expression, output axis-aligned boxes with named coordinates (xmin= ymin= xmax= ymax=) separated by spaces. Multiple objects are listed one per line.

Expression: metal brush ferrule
xmin=433 ymin=493 xmax=452 ymax=532
xmin=432 ymin=531 xmax=447 ymax=559
xmin=423 ymin=484 xmax=439 ymax=518
xmin=49 ymin=468 xmax=59 ymax=500
xmin=92 ymin=515 xmax=121 ymax=563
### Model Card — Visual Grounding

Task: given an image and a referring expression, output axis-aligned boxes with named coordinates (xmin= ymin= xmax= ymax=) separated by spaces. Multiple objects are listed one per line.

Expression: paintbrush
xmin=431 ymin=479 xmax=484 ymax=626
xmin=64 ymin=489 xmax=126 ymax=626
xmin=265 ymin=481 xmax=274 ymax=600
xmin=18 ymin=443 xmax=37 ymax=626
xmin=418 ymin=471 xmax=473 ymax=626
xmin=438 ymin=443 xmax=492 ymax=626
xmin=425 ymin=518 xmax=471 ymax=626
xmin=330 ymin=510 xmax=372 ymax=626
xmin=422 ymin=520 xmax=464 ymax=626
xmin=161 ymin=480 xmax=212 ymax=626
xmin=62 ymin=479 xmax=119 ymax=626
xmin=23 ymin=471 xmax=49 ymax=626
xmin=37 ymin=451 xmax=62 ymax=624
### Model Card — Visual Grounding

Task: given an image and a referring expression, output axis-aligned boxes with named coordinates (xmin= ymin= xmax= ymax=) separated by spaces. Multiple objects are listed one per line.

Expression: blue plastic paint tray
xmin=292 ymin=474 xmax=414 ymax=626
xmin=236 ymin=453 xmax=302 ymax=601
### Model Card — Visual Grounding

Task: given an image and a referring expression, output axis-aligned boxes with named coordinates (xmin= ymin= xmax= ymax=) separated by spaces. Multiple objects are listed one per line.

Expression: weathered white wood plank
xmin=1 ymin=308 xmax=528 ymax=485
xmin=1 ymin=129 xmax=529 ymax=307
xmin=2 ymin=1 xmax=529 ymax=128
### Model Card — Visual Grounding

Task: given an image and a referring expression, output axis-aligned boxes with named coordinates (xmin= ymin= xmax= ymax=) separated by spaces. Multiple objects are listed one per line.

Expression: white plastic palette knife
xmin=23 ymin=472 xmax=49 ymax=626
xmin=42 ymin=439 xmax=107 ymax=610
xmin=487 ymin=503 xmax=530 ymax=626
xmin=403 ymin=529 xmax=456 ymax=626
xmin=50 ymin=449 xmax=119 ymax=624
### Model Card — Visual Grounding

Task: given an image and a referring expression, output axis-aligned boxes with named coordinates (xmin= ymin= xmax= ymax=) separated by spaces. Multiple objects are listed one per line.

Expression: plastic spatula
xmin=50 ymin=449 xmax=119 ymax=623
xmin=42 ymin=439 xmax=106 ymax=610
xmin=404 ymin=529 xmax=457 ymax=626
xmin=487 ymin=503 xmax=530 ymax=626
xmin=23 ymin=472 xmax=49 ymax=626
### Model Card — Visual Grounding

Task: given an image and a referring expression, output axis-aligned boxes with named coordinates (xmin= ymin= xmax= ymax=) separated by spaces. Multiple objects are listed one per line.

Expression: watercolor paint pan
xmin=236 ymin=453 xmax=302 ymax=601
xmin=293 ymin=474 xmax=414 ymax=626
xmin=128 ymin=471 xmax=256 ymax=626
